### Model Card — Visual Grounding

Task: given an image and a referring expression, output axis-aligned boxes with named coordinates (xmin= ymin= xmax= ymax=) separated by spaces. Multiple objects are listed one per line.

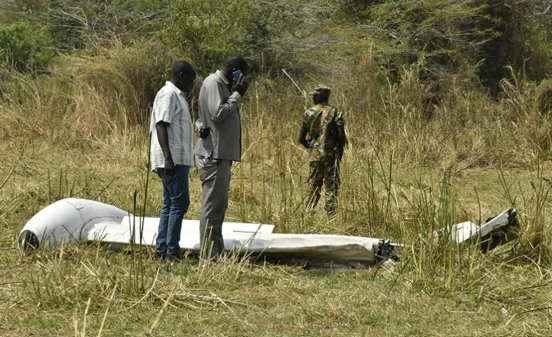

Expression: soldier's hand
xmin=233 ymin=75 xmax=249 ymax=96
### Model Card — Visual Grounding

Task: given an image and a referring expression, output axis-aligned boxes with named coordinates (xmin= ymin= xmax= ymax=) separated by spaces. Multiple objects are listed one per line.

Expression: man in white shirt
xmin=150 ymin=61 xmax=196 ymax=262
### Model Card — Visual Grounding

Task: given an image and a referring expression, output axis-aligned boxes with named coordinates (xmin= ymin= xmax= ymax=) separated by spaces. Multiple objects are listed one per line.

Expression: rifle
xmin=332 ymin=143 xmax=340 ymax=185
xmin=331 ymin=108 xmax=343 ymax=186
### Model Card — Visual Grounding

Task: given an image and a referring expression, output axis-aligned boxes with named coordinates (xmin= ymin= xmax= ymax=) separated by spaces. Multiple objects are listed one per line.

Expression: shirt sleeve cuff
xmin=230 ymin=91 xmax=242 ymax=104
xmin=155 ymin=118 xmax=171 ymax=125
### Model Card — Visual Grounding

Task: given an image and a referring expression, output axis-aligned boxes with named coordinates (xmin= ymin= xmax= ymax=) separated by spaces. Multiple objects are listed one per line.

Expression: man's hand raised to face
xmin=233 ymin=74 xmax=249 ymax=96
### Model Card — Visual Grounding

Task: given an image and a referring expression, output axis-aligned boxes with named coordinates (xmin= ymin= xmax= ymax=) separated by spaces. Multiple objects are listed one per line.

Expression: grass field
xmin=1 ymin=52 xmax=552 ymax=336
xmin=1 ymin=144 xmax=551 ymax=337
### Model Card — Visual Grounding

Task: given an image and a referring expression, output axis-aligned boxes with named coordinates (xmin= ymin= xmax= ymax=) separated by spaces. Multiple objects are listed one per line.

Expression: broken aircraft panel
xmin=433 ymin=208 xmax=520 ymax=253
xmin=17 ymin=198 xmax=519 ymax=267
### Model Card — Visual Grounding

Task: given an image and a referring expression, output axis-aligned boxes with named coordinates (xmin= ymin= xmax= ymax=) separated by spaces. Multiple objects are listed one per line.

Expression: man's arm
xmin=156 ymin=122 xmax=175 ymax=175
xmin=298 ymin=126 xmax=309 ymax=149
xmin=152 ymin=92 xmax=176 ymax=175
xmin=206 ymin=84 xmax=240 ymax=123
xmin=298 ymin=110 xmax=309 ymax=149
xmin=206 ymin=77 xmax=249 ymax=123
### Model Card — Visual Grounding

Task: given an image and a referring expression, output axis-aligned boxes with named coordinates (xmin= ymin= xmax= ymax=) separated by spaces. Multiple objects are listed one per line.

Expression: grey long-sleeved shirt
xmin=194 ymin=70 xmax=243 ymax=162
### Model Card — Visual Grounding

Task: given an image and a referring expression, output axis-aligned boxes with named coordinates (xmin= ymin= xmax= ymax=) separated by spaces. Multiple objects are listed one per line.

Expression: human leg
xmin=307 ymin=161 xmax=324 ymax=212
xmin=156 ymin=170 xmax=171 ymax=258
xmin=198 ymin=157 xmax=231 ymax=260
xmin=161 ymin=165 xmax=190 ymax=260
xmin=324 ymin=159 xmax=340 ymax=216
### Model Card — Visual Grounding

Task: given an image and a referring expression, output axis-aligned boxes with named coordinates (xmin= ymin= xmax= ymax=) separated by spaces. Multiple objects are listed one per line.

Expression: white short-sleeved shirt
xmin=150 ymin=81 xmax=194 ymax=171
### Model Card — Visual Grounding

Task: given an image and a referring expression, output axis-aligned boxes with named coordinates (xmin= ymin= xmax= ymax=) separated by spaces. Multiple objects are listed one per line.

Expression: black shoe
xmin=166 ymin=255 xmax=181 ymax=263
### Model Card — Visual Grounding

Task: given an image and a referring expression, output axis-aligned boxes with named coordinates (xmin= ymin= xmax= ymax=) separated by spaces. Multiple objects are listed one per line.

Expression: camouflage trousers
xmin=306 ymin=160 xmax=340 ymax=216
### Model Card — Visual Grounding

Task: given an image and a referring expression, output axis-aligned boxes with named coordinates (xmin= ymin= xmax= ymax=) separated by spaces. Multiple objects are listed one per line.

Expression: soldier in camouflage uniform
xmin=298 ymin=85 xmax=347 ymax=216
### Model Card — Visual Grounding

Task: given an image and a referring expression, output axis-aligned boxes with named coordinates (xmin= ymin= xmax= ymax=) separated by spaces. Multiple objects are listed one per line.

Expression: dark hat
xmin=308 ymin=85 xmax=331 ymax=96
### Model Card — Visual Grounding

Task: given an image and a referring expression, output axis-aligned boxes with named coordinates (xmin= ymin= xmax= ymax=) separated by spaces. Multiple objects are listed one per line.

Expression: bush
xmin=161 ymin=0 xmax=345 ymax=76
xmin=0 ymin=23 xmax=55 ymax=73
xmin=334 ymin=0 xmax=552 ymax=99
xmin=161 ymin=0 xmax=259 ymax=74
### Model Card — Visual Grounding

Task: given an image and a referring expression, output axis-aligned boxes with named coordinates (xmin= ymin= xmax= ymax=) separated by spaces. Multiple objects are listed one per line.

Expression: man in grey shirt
xmin=195 ymin=55 xmax=249 ymax=261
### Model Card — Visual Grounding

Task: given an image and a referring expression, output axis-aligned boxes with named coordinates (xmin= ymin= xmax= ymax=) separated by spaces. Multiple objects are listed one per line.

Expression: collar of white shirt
xmin=215 ymin=70 xmax=230 ymax=85
xmin=165 ymin=81 xmax=184 ymax=96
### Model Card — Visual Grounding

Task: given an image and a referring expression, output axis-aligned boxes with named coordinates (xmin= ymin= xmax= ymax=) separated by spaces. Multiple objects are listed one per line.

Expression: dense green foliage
xmin=0 ymin=23 xmax=54 ymax=73
xmin=1 ymin=0 xmax=551 ymax=102
xmin=339 ymin=0 xmax=552 ymax=97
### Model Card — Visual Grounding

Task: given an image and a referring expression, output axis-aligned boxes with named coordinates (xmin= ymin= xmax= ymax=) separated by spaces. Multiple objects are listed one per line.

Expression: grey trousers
xmin=197 ymin=156 xmax=232 ymax=260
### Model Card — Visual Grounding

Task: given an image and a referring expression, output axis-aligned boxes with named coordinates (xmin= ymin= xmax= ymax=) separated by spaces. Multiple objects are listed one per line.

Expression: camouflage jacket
xmin=301 ymin=103 xmax=344 ymax=163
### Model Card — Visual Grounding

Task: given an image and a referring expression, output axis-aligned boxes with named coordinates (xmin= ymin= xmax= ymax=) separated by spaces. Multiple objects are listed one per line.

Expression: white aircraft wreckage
xmin=17 ymin=198 xmax=520 ymax=268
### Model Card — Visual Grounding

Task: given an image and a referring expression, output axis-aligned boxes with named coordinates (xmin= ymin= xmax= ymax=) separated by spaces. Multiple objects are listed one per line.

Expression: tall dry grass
xmin=1 ymin=43 xmax=550 ymax=167
xmin=0 ymin=40 xmax=177 ymax=151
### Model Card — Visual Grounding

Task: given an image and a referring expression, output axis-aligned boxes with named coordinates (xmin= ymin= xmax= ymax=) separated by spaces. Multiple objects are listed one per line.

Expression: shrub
xmin=0 ymin=23 xmax=55 ymax=73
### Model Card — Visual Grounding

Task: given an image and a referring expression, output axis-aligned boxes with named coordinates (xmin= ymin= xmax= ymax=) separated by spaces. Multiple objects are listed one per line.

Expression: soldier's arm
xmin=298 ymin=127 xmax=309 ymax=149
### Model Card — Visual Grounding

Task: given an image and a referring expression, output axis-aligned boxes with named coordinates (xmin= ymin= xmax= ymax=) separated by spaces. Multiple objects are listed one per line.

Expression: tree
xmin=475 ymin=0 xmax=552 ymax=97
